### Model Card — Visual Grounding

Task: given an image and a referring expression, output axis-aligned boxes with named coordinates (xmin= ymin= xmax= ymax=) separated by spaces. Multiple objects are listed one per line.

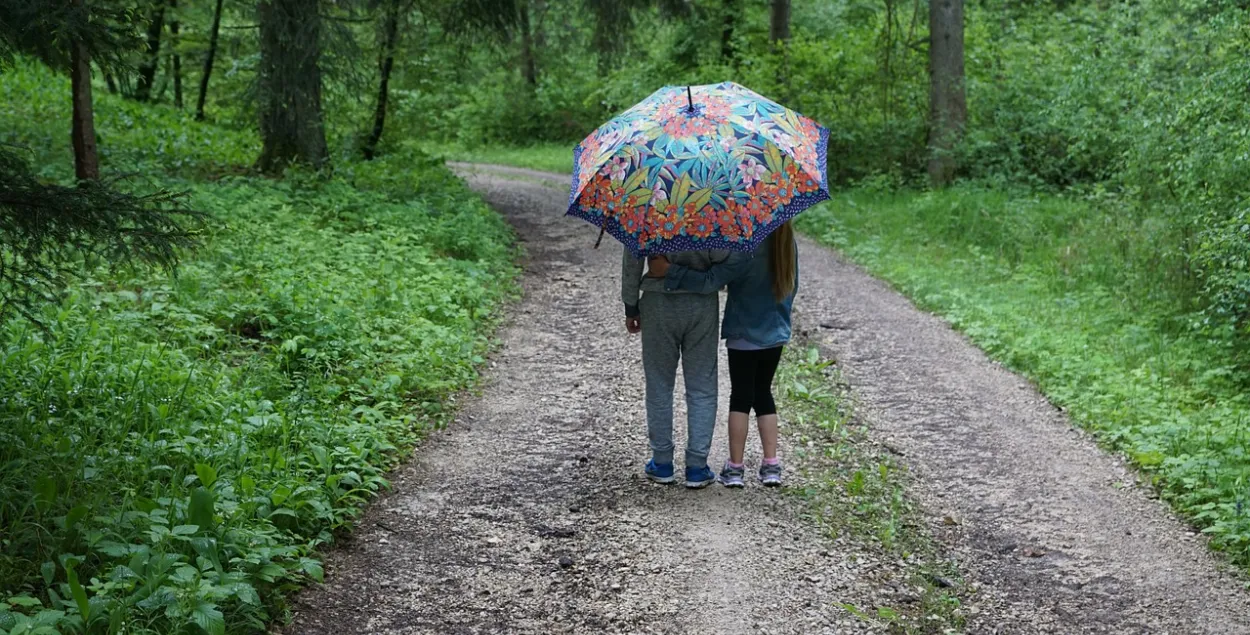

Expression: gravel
xmin=278 ymin=163 xmax=1250 ymax=634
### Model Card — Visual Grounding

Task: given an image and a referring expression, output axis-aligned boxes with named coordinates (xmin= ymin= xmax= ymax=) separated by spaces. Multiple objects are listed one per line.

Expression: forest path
xmin=279 ymin=164 xmax=1250 ymax=634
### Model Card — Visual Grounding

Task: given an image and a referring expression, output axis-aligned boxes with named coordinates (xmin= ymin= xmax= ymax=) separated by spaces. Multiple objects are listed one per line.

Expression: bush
xmin=0 ymin=62 xmax=517 ymax=633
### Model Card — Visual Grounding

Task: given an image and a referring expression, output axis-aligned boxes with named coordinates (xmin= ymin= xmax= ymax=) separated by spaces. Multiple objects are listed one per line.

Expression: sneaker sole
xmin=761 ymin=480 xmax=782 ymax=487
xmin=718 ymin=477 xmax=746 ymax=489
xmin=646 ymin=473 xmax=677 ymax=485
xmin=685 ymin=478 xmax=715 ymax=489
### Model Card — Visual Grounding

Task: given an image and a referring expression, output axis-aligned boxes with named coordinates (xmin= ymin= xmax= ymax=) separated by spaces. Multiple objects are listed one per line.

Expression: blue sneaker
xmin=759 ymin=461 xmax=784 ymax=487
xmin=718 ymin=461 xmax=746 ymax=488
xmin=684 ymin=465 xmax=716 ymax=489
xmin=645 ymin=459 xmax=676 ymax=484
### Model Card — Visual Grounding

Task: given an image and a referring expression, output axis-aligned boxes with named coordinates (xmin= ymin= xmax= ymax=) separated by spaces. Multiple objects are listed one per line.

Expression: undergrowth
xmin=779 ymin=346 xmax=964 ymax=634
xmin=798 ymin=187 xmax=1250 ymax=573
xmin=0 ymin=63 xmax=518 ymax=633
xmin=417 ymin=141 xmax=573 ymax=175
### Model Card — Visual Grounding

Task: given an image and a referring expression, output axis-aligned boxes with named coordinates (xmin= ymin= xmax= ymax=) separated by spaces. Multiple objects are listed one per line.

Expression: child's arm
xmin=663 ymin=251 xmax=754 ymax=294
xmin=621 ymin=249 xmax=644 ymax=319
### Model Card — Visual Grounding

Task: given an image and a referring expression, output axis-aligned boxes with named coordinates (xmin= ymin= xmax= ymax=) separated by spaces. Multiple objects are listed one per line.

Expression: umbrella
xmin=567 ymin=82 xmax=829 ymax=257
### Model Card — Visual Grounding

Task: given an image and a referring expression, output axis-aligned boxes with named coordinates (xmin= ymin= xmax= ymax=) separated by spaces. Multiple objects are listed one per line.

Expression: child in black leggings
xmin=651 ymin=222 xmax=798 ymax=488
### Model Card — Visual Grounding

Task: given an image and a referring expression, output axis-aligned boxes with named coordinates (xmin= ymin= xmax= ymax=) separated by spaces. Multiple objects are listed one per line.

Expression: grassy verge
xmin=0 ymin=64 xmax=518 ymax=633
xmin=797 ymin=187 xmax=1250 ymax=571
xmin=779 ymin=346 xmax=965 ymax=633
xmin=415 ymin=141 xmax=574 ymax=174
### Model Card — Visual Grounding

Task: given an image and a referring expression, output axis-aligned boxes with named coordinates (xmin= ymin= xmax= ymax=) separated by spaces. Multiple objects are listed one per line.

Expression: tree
xmin=362 ymin=0 xmax=406 ymax=159
xmin=721 ymin=0 xmax=737 ymax=62
xmin=195 ymin=0 xmax=225 ymax=120
xmin=134 ymin=0 xmax=166 ymax=102
xmin=769 ymin=0 xmax=790 ymax=46
xmin=256 ymin=0 xmax=329 ymax=173
xmin=517 ymin=0 xmax=537 ymax=87
xmin=168 ymin=0 xmax=182 ymax=109
xmin=927 ymin=0 xmax=966 ymax=186
xmin=69 ymin=0 xmax=99 ymax=181
xmin=0 ymin=0 xmax=202 ymax=323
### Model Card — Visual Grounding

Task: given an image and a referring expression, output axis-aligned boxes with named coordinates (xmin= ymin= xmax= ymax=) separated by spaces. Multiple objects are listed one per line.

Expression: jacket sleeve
xmin=621 ymin=249 xmax=644 ymax=318
xmin=664 ymin=251 xmax=754 ymax=294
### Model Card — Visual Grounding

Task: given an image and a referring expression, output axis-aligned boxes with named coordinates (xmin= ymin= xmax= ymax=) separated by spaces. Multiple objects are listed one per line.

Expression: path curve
xmin=281 ymin=163 xmax=1250 ymax=634
xmin=279 ymin=164 xmax=899 ymax=634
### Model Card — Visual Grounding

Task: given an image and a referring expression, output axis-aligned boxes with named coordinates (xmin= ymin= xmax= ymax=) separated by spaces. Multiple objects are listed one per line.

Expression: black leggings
xmin=727 ymin=346 xmax=784 ymax=417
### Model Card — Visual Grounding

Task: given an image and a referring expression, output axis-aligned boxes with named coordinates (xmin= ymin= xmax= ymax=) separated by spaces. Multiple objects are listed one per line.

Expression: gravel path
xmin=280 ymin=164 xmax=1250 ymax=634
xmin=279 ymin=165 xmax=903 ymax=635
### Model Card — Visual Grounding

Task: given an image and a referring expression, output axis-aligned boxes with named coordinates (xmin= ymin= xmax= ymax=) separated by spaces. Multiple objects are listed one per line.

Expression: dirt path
xmin=281 ymin=164 xmax=1250 ymax=634
xmin=279 ymin=165 xmax=904 ymax=635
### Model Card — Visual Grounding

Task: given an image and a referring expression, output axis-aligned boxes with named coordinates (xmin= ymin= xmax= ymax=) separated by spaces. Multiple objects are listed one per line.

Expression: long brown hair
xmin=770 ymin=221 xmax=797 ymax=301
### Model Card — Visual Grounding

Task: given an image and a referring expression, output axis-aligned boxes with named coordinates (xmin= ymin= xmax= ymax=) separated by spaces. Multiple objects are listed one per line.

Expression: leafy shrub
xmin=0 ymin=62 xmax=517 ymax=633
xmin=799 ymin=188 xmax=1250 ymax=569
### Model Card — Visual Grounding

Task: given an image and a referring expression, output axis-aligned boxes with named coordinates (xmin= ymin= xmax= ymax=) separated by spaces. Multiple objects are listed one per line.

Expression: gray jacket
xmin=622 ymin=249 xmax=730 ymax=317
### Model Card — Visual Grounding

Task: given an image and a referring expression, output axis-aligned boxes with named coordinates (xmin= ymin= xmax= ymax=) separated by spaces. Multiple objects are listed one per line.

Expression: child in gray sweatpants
xmin=622 ymin=249 xmax=727 ymax=488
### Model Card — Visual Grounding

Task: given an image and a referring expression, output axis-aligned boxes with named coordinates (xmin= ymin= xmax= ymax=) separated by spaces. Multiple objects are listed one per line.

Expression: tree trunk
xmin=169 ymin=0 xmax=183 ymax=109
xmin=135 ymin=1 xmax=166 ymax=102
xmin=69 ymin=0 xmax=99 ymax=181
xmin=362 ymin=1 xmax=401 ymax=160
xmin=103 ymin=67 xmax=118 ymax=94
xmin=256 ymin=0 xmax=328 ymax=173
xmin=927 ymin=0 xmax=965 ymax=187
xmin=195 ymin=0 xmax=225 ymax=121
xmin=721 ymin=0 xmax=737 ymax=61
xmin=769 ymin=0 xmax=790 ymax=46
xmin=517 ymin=0 xmax=537 ymax=87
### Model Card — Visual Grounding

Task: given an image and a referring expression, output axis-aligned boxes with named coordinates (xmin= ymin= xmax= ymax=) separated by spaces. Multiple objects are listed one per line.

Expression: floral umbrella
xmin=567 ymin=82 xmax=829 ymax=257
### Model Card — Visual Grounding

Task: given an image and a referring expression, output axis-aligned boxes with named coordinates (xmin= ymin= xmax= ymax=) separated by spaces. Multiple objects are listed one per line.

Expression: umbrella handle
xmin=594 ymin=212 xmax=607 ymax=249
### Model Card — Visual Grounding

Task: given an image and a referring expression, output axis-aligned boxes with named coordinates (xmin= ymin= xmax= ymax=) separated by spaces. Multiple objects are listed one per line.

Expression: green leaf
xmin=670 ymin=173 xmax=694 ymax=209
xmin=191 ymin=602 xmax=225 ymax=635
xmin=194 ymin=463 xmax=218 ymax=489
xmin=188 ymin=488 xmax=215 ymax=531
xmin=40 ymin=562 xmax=55 ymax=587
xmin=6 ymin=597 xmax=42 ymax=609
xmin=172 ymin=525 xmax=200 ymax=536
xmin=64 ymin=505 xmax=89 ymax=530
xmin=688 ymin=187 xmax=714 ymax=212
xmin=622 ymin=165 xmax=649 ymax=193
xmin=298 ymin=558 xmax=324 ymax=583
xmin=33 ymin=476 xmax=56 ymax=514
xmin=66 ymin=565 xmax=91 ymax=623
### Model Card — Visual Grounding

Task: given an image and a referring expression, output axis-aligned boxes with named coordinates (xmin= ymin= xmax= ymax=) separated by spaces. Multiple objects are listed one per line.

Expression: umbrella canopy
xmin=567 ymin=82 xmax=829 ymax=257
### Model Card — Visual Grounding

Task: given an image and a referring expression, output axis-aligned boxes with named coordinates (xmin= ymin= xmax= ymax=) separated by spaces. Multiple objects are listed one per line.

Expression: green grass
xmin=778 ymin=347 xmax=964 ymax=633
xmin=0 ymin=63 xmax=518 ymax=633
xmin=417 ymin=141 xmax=574 ymax=174
xmin=797 ymin=186 xmax=1250 ymax=572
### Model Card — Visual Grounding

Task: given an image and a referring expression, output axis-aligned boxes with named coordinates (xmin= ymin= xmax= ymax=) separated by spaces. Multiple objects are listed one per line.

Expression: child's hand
xmin=646 ymin=255 xmax=670 ymax=278
xmin=626 ymin=316 xmax=641 ymax=334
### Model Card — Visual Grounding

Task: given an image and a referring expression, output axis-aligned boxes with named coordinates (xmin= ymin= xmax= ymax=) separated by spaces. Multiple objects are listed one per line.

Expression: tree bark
xmin=103 ymin=67 xmax=118 ymax=94
xmin=721 ymin=0 xmax=737 ymax=61
xmin=195 ymin=0 xmax=225 ymax=121
xmin=69 ymin=0 xmax=99 ymax=181
xmin=517 ymin=0 xmax=537 ymax=87
xmin=135 ymin=1 xmax=166 ymax=102
xmin=169 ymin=0 xmax=183 ymax=109
xmin=927 ymin=0 xmax=966 ymax=187
xmin=362 ymin=0 xmax=401 ymax=160
xmin=769 ymin=0 xmax=790 ymax=46
xmin=256 ymin=0 xmax=328 ymax=173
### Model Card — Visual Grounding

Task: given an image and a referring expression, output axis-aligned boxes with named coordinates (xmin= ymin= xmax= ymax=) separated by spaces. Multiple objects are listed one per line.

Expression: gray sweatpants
xmin=639 ymin=291 xmax=720 ymax=469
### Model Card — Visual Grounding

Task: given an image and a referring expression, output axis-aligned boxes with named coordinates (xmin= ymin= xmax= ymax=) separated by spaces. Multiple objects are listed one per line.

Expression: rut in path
xmin=280 ymin=164 xmax=1250 ymax=634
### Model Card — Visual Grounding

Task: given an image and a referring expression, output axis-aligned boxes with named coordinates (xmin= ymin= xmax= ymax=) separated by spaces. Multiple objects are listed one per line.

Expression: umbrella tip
xmin=686 ymin=85 xmax=694 ymax=113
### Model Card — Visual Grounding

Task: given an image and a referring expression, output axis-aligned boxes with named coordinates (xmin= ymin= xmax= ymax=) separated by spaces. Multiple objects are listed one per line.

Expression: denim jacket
xmin=663 ymin=238 xmax=797 ymax=349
